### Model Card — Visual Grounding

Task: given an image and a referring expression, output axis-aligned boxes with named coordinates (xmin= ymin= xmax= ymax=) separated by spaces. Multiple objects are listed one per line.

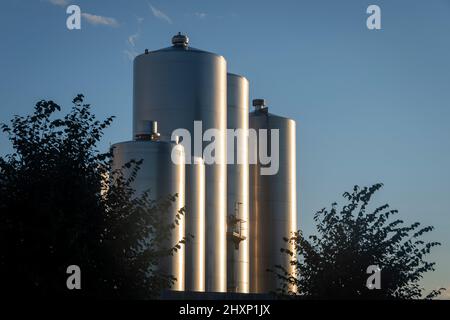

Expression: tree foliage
xmin=0 ymin=95 xmax=183 ymax=298
xmin=275 ymin=184 xmax=445 ymax=299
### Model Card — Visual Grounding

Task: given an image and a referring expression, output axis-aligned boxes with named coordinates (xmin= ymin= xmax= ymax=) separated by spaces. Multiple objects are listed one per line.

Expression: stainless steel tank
xmin=133 ymin=34 xmax=227 ymax=292
xmin=185 ymin=157 xmax=205 ymax=292
xmin=226 ymin=73 xmax=249 ymax=293
xmin=111 ymin=122 xmax=186 ymax=291
xmin=249 ymin=99 xmax=297 ymax=294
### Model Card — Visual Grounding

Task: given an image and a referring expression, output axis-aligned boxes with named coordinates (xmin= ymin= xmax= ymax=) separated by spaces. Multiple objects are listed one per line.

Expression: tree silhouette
xmin=0 ymin=94 xmax=184 ymax=298
xmin=274 ymin=184 xmax=445 ymax=299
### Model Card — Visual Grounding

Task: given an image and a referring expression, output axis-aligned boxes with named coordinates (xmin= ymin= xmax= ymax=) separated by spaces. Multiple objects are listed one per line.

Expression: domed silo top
xmin=172 ymin=32 xmax=189 ymax=47
xmin=140 ymin=33 xmax=222 ymax=56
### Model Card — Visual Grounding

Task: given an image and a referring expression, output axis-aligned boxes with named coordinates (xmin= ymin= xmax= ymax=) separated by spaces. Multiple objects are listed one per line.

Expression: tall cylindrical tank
xmin=185 ymin=157 xmax=205 ymax=292
xmin=133 ymin=34 xmax=227 ymax=292
xmin=111 ymin=128 xmax=186 ymax=291
xmin=249 ymin=99 xmax=297 ymax=294
xmin=226 ymin=73 xmax=249 ymax=293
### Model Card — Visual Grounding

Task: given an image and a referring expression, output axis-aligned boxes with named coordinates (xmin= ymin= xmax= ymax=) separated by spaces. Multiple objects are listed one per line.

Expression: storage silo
xmin=226 ymin=73 xmax=250 ymax=293
xmin=185 ymin=157 xmax=205 ymax=292
xmin=111 ymin=121 xmax=186 ymax=291
xmin=249 ymin=99 xmax=297 ymax=294
xmin=133 ymin=34 xmax=227 ymax=292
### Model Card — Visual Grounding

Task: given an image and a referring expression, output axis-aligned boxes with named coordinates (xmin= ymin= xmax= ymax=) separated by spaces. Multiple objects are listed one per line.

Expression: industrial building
xmin=112 ymin=33 xmax=297 ymax=295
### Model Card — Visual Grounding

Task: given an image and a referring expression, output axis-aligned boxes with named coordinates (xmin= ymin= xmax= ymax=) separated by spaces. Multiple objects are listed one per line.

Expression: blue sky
xmin=0 ymin=0 xmax=449 ymax=296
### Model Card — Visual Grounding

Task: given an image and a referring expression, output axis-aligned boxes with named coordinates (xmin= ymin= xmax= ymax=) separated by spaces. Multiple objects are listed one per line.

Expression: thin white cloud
xmin=128 ymin=33 xmax=139 ymax=47
xmin=194 ymin=12 xmax=207 ymax=19
xmin=81 ymin=13 xmax=119 ymax=27
xmin=48 ymin=0 xmax=68 ymax=6
xmin=124 ymin=17 xmax=143 ymax=62
xmin=124 ymin=49 xmax=138 ymax=62
xmin=148 ymin=3 xmax=172 ymax=24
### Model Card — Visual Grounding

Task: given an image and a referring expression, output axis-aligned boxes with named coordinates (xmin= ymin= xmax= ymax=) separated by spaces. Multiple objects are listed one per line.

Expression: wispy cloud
xmin=128 ymin=33 xmax=139 ymax=47
xmin=148 ymin=3 xmax=172 ymax=24
xmin=48 ymin=0 xmax=68 ymax=6
xmin=124 ymin=49 xmax=138 ymax=62
xmin=124 ymin=17 xmax=144 ymax=62
xmin=194 ymin=12 xmax=207 ymax=19
xmin=81 ymin=13 xmax=119 ymax=27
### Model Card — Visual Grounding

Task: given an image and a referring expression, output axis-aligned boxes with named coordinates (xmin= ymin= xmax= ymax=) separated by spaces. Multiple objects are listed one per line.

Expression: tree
xmin=275 ymin=183 xmax=445 ymax=299
xmin=0 ymin=94 xmax=183 ymax=298
xmin=100 ymin=161 xmax=186 ymax=299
